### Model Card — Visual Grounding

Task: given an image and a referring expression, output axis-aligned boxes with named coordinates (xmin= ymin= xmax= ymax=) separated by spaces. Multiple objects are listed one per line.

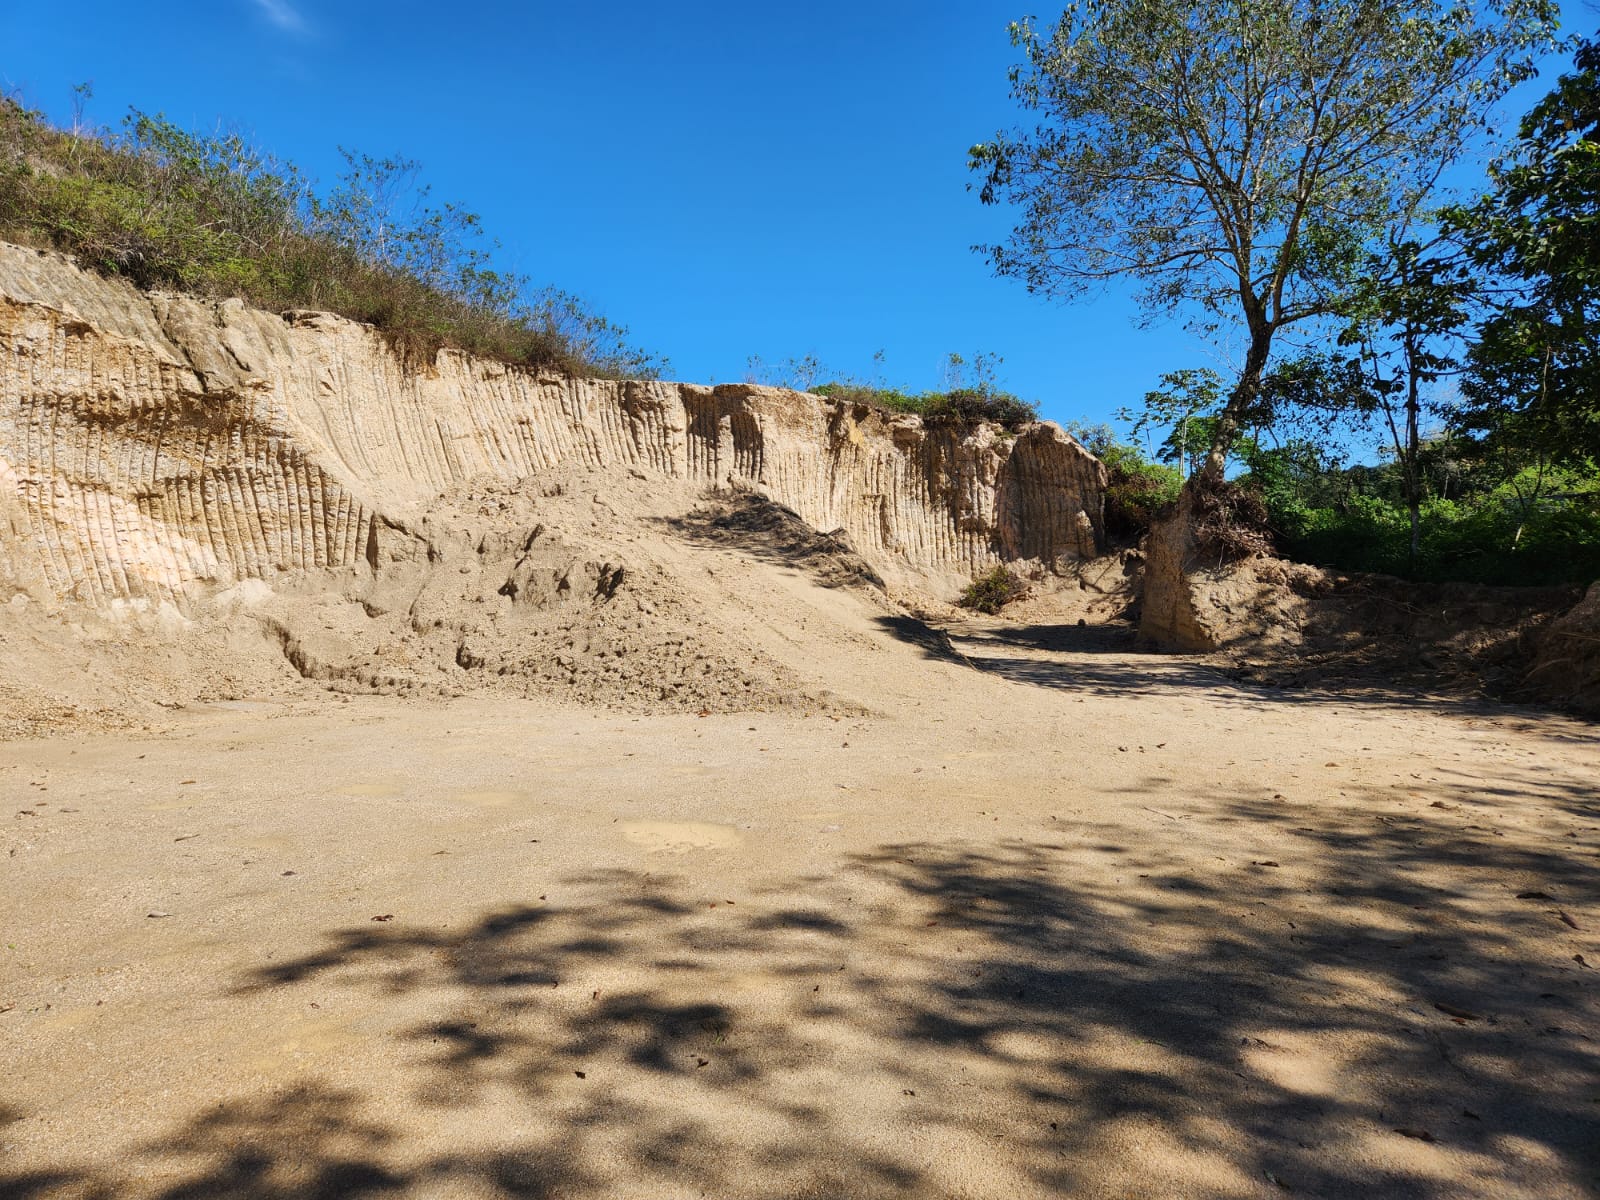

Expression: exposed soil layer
xmin=1528 ymin=582 xmax=1600 ymax=717
xmin=0 ymin=473 xmax=908 ymax=738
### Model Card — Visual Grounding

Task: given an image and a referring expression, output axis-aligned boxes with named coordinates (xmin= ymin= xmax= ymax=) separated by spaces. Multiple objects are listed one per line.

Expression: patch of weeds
xmin=958 ymin=566 xmax=1030 ymax=614
xmin=813 ymin=384 xmax=1039 ymax=432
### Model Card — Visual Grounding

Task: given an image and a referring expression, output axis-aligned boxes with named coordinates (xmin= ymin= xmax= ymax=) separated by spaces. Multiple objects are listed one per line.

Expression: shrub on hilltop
xmin=815 ymin=383 xmax=1039 ymax=432
xmin=1064 ymin=423 xmax=1182 ymax=542
xmin=0 ymin=99 xmax=661 ymax=378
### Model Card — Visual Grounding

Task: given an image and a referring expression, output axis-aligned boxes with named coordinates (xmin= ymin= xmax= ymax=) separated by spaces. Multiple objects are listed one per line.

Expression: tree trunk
xmin=1199 ymin=327 xmax=1272 ymax=483
xmin=1404 ymin=341 xmax=1422 ymax=573
xmin=1142 ymin=325 xmax=1272 ymax=649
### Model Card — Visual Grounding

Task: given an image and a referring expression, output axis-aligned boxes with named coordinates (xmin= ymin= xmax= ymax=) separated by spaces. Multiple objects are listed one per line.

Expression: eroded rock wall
xmin=0 ymin=243 xmax=1105 ymax=609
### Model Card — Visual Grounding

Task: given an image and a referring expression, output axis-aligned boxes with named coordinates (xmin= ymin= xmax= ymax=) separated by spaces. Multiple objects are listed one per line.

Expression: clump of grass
xmin=0 ymin=98 xmax=661 ymax=378
xmin=958 ymin=565 xmax=1030 ymax=614
xmin=814 ymin=383 xmax=1038 ymax=432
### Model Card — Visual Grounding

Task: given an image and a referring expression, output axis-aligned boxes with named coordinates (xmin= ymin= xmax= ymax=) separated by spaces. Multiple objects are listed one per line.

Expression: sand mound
xmin=0 ymin=462 xmax=912 ymax=735
xmin=1528 ymin=581 xmax=1600 ymax=717
xmin=252 ymin=473 xmax=887 ymax=714
xmin=1166 ymin=556 xmax=1584 ymax=703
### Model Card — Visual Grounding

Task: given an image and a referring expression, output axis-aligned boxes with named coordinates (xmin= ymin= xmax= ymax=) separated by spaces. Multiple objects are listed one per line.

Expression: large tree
xmin=1328 ymin=232 xmax=1477 ymax=569
xmin=1453 ymin=35 xmax=1600 ymax=465
xmin=970 ymin=0 xmax=1556 ymax=479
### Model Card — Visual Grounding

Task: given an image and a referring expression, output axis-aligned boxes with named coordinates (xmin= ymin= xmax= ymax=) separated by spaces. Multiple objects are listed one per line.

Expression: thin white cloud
xmin=250 ymin=0 xmax=307 ymax=34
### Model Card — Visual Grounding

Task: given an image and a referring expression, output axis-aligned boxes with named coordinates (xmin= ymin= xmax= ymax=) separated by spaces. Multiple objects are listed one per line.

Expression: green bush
xmin=919 ymin=388 xmax=1039 ymax=429
xmin=958 ymin=566 xmax=1030 ymax=614
xmin=1098 ymin=443 xmax=1182 ymax=541
xmin=1063 ymin=425 xmax=1183 ymax=542
xmin=1237 ymin=436 xmax=1600 ymax=586
xmin=1273 ymin=493 xmax=1600 ymax=585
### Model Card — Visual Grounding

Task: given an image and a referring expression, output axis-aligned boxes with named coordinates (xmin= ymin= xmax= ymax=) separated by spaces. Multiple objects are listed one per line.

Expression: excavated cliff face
xmin=1137 ymin=496 xmax=1211 ymax=650
xmin=0 ymin=242 xmax=1104 ymax=611
xmin=0 ymin=242 xmax=1106 ymax=728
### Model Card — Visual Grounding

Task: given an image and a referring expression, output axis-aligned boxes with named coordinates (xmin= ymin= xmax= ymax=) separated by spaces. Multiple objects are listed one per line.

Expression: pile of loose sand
xmin=0 ymin=467 xmax=905 ymax=737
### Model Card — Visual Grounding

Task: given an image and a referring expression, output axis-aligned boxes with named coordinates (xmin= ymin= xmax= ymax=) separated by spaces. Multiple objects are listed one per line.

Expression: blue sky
xmin=0 ymin=2 xmax=1574 ymax=436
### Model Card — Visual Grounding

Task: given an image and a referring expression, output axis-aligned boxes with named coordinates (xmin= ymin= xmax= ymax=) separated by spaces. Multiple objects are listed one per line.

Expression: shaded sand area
xmin=3 ymin=623 xmax=1598 ymax=1199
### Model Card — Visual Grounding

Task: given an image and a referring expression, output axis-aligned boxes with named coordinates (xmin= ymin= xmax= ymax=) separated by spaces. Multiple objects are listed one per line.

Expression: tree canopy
xmin=971 ymin=0 xmax=1557 ymax=474
xmin=1453 ymin=35 xmax=1600 ymax=464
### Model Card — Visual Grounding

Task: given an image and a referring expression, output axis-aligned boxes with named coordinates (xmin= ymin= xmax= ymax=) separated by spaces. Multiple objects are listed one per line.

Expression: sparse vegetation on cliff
xmin=813 ymin=383 xmax=1039 ymax=432
xmin=0 ymin=99 xmax=661 ymax=378
xmin=745 ymin=351 xmax=1041 ymax=431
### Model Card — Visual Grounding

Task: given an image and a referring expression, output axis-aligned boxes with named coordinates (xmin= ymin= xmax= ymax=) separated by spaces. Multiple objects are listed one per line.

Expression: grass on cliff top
xmin=0 ymin=100 xmax=662 ymax=379
xmin=813 ymin=383 xmax=1039 ymax=432
xmin=743 ymin=352 xmax=1041 ymax=432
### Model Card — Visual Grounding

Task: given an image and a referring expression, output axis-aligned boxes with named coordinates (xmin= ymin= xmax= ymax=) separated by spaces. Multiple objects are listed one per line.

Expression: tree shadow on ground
xmin=876 ymin=614 xmax=1576 ymax=720
xmin=875 ymin=613 xmax=1282 ymax=702
xmin=958 ymin=621 xmax=1141 ymax=654
xmin=5 ymin=767 xmax=1597 ymax=1199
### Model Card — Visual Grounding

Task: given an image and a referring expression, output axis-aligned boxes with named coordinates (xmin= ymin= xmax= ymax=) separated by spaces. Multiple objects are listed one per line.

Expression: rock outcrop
xmin=1137 ymin=494 xmax=1213 ymax=650
xmin=0 ymin=242 xmax=1106 ymax=612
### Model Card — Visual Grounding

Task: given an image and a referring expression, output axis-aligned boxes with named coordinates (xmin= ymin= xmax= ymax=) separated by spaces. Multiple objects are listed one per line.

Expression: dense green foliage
xmin=1246 ymin=42 xmax=1600 ymax=587
xmin=1453 ymin=36 xmax=1600 ymax=465
xmin=1065 ymin=423 xmax=1183 ymax=540
xmin=971 ymin=0 xmax=1554 ymax=476
xmin=1242 ymin=440 xmax=1600 ymax=585
xmin=978 ymin=10 xmax=1593 ymax=589
xmin=0 ymin=100 xmax=660 ymax=378
xmin=1072 ymin=409 xmax=1600 ymax=585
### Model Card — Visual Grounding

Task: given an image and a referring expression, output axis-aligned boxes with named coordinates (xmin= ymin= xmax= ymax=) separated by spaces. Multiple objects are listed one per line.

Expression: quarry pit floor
xmin=3 ymin=627 xmax=1598 ymax=1200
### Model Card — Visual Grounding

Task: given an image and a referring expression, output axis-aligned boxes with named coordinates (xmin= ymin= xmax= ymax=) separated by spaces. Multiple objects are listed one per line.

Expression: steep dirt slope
xmin=1128 ymin=554 xmax=1592 ymax=711
xmin=0 ymin=464 xmax=918 ymax=736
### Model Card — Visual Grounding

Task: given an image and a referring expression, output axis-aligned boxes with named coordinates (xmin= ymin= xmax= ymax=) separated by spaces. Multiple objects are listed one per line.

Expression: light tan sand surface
xmin=3 ymin=614 xmax=1597 ymax=1199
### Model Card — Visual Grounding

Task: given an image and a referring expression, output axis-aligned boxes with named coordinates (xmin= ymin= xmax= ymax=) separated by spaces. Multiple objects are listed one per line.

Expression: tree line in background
xmin=973 ymin=0 xmax=1597 ymax=588
xmin=0 ymin=94 xmax=662 ymax=378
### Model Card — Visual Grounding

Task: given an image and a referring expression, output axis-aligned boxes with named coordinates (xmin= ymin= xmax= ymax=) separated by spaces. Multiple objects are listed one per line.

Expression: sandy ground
xmin=3 ymin=602 xmax=1598 ymax=1199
